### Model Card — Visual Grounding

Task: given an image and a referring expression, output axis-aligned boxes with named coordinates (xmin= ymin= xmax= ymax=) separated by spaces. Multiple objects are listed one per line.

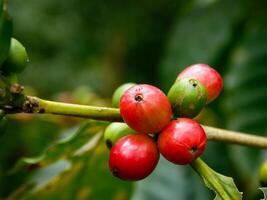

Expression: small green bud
xmin=104 ymin=122 xmax=135 ymax=149
xmin=112 ymin=83 xmax=136 ymax=107
xmin=1 ymin=38 xmax=29 ymax=74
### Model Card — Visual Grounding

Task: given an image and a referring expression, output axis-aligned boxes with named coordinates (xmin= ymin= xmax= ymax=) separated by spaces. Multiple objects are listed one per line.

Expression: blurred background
xmin=1 ymin=0 xmax=267 ymax=199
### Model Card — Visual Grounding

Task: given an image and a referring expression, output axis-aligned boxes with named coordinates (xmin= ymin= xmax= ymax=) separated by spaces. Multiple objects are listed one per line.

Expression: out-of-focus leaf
xmin=191 ymin=158 xmax=242 ymax=200
xmin=0 ymin=1 xmax=12 ymax=65
xmin=10 ymin=141 xmax=133 ymax=200
xmin=8 ymin=119 xmax=133 ymax=199
xmin=159 ymin=0 xmax=242 ymax=91
xmin=10 ymin=120 xmax=107 ymax=173
xmin=222 ymin=8 xmax=267 ymax=198
xmin=131 ymin=157 xmax=211 ymax=200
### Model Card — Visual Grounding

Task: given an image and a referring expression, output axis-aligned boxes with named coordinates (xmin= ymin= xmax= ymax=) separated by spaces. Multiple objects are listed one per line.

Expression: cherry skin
xmin=120 ymin=84 xmax=172 ymax=134
xmin=158 ymin=118 xmax=207 ymax=165
xmin=167 ymin=77 xmax=207 ymax=118
xmin=109 ymin=134 xmax=159 ymax=181
xmin=104 ymin=122 xmax=134 ymax=149
xmin=1 ymin=38 xmax=29 ymax=74
xmin=177 ymin=64 xmax=223 ymax=103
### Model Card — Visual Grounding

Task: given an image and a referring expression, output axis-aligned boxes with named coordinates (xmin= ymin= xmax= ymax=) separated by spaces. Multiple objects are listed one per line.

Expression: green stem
xmin=22 ymin=96 xmax=122 ymax=122
xmin=4 ymin=95 xmax=267 ymax=149
xmin=203 ymin=125 xmax=267 ymax=149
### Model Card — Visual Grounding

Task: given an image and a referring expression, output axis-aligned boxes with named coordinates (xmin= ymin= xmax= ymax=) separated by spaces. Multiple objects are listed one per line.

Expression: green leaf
xmin=131 ymin=157 xmax=211 ymax=200
xmin=0 ymin=1 xmax=12 ymax=65
xmin=159 ymin=0 xmax=242 ymax=91
xmin=191 ymin=158 xmax=242 ymax=200
xmin=9 ymin=138 xmax=133 ymax=200
xmin=9 ymin=120 xmax=107 ymax=173
xmin=221 ymin=7 xmax=267 ymax=197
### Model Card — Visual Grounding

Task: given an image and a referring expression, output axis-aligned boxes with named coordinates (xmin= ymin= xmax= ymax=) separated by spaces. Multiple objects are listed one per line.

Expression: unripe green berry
xmin=259 ymin=160 xmax=267 ymax=186
xmin=112 ymin=83 xmax=136 ymax=107
xmin=167 ymin=78 xmax=207 ymax=118
xmin=1 ymin=38 xmax=29 ymax=74
xmin=104 ymin=122 xmax=135 ymax=149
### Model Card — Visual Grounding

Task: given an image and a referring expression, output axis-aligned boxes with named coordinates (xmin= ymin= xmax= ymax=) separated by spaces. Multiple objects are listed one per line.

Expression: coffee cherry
xmin=120 ymin=84 xmax=172 ymax=134
xmin=259 ymin=160 xmax=267 ymax=186
xmin=168 ymin=78 xmax=207 ymax=118
xmin=104 ymin=122 xmax=135 ymax=149
xmin=1 ymin=38 xmax=29 ymax=74
xmin=177 ymin=64 xmax=222 ymax=103
xmin=158 ymin=118 xmax=207 ymax=165
xmin=112 ymin=83 xmax=136 ymax=107
xmin=109 ymin=134 xmax=159 ymax=181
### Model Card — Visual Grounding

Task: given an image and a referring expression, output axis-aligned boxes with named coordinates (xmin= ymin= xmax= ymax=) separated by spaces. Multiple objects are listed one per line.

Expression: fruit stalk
xmin=2 ymin=95 xmax=267 ymax=149
xmin=203 ymin=125 xmax=267 ymax=149
xmin=21 ymin=96 xmax=122 ymax=122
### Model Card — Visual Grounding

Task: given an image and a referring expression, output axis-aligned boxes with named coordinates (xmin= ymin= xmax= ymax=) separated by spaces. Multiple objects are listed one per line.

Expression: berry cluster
xmin=105 ymin=64 xmax=223 ymax=181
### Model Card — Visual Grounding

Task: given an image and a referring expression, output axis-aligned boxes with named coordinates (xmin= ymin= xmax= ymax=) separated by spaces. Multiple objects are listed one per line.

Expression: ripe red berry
xmin=109 ymin=134 xmax=159 ymax=181
xmin=177 ymin=64 xmax=223 ymax=103
xmin=120 ymin=84 xmax=172 ymax=134
xmin=158 ymin=118 xmax=207 ymax=165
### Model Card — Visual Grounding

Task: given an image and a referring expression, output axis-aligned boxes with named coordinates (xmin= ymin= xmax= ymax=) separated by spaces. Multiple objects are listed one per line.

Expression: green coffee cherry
xmin=259 ymin=160 xmax=267 ymax=186
xmin=167 ymin=77 xmax=207 ymax=118
xmin=104 ymin=122 xmax=135 ymax=149
xmin=1 ymin=38 xmax=29 ymax=74
xmin=112 ymin=83 xmax=136 ymax=107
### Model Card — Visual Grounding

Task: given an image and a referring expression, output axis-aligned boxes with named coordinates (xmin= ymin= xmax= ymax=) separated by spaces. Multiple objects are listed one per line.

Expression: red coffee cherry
xmin=109 ymin=134 xmax=159 ymax=181
xmin=120 ymin=84 xmax=172 ymax=134
xmin=158 ymin=118 xmax=207 ymax=165
xmin=177 ymin=64 xmax=223 ymax=103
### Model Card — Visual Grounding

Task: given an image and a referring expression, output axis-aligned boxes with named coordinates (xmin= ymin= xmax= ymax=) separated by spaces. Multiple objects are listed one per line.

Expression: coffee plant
xmin=1 ymin=0 xmax=267 ymax=199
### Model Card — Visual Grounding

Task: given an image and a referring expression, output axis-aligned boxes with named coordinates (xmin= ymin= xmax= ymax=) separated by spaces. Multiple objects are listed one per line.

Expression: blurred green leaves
xmin=0 ymin=0 xmax=12 ymax=65
xmin=1 ymin=0 xmax=267 ymax=199
xmin=7 ymin=120 xmax=133 ymax=200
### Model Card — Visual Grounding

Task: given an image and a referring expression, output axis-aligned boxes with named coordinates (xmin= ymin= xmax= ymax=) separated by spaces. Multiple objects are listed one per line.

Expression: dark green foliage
xmin=1 ymin=0 xmax=267 ymax=199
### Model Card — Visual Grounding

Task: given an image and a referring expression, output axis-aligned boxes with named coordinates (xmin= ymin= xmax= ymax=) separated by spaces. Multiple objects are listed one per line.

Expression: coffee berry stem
xmin=21 ymin=96 xmax=122 ymax=122
xmin=203 ymin=126 xmax=267 ymax=149
xmin=3 ymin=95 xmax=267 ymax=149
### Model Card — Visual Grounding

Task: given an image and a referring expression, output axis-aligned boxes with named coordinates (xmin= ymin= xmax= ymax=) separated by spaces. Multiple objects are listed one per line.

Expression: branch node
xmin=10 ymin=84 xmax=24 ymax=94
xmin=23 ymin=97 xmax=42 ymax=113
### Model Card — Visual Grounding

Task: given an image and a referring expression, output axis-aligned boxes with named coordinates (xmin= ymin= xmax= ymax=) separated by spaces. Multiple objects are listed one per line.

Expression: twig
xmin=2 ymin=95 xmax=267 ymax=149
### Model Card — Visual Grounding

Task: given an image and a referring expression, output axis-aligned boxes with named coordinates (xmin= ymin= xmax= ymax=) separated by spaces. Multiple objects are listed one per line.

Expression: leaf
xmin=9 ymin=140 xmax=133 ymax=200
xmin=221 ymin=6 xmax=267 ymax=197
xmin=131 ymin=157 xmax=211 ymax=200
xmin=9 ymin=120 xmax=107 ymax=173
xmin=0 ymin=1 xmax=12 ymax=65
xmin=191 ymin=158 xmax=242 ymax=200
xmin=8 ymin=119 xmax=133 ymax=200
xmin=159 ymin=0 xmax=243 ymax=91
